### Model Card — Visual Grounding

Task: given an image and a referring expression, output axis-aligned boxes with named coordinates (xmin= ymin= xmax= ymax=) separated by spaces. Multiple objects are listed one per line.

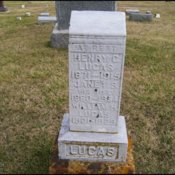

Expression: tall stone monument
xmin=49 ymin=10 xmax=135 ymax=174
xmin=50 ymin=1 xmax=116 ymax=48
xmin=58 ymin=10 xmax=128 ymax=165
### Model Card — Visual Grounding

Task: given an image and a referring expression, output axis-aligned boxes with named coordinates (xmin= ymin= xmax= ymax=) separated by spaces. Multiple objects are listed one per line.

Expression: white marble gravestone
xmin=58 ymin=11 xmax=128 ymax=162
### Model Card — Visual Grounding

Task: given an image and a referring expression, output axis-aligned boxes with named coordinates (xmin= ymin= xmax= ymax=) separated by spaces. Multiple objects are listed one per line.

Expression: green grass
xmin=0 ymin=1 xmax=175 ymax=174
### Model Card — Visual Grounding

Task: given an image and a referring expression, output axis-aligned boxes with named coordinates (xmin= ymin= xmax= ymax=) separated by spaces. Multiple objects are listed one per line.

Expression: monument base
xmin=58 ymin=114 xmax=128 ymax=162
xmin=50 ymin=23 xmax=69 ymax=48
xmin=49 ymin=135 xmax=135 ymax=174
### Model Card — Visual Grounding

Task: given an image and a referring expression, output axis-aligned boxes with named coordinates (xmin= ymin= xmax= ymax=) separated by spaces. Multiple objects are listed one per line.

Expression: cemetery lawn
xmin=0 ymin=1 xmax=175 ymax=174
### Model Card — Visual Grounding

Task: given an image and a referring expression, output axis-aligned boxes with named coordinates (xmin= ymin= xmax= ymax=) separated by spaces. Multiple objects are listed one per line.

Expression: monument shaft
xmin=69 ymin=41 xmax=125 ymax=133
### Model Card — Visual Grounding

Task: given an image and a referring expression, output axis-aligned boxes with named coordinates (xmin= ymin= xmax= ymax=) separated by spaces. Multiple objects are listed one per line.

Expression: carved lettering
xmin=70 ymin=44 xmax=123 ymax=53
xmin=88 ymin=146 xmax=96 ymax=155
xmin=71 ymin=53 xmax=122 ymax=63
xmin=106 ymin=148 xmax=115 ymax=157
xmin=70 ymin=145 xmax=78 ymax=155
xmin=97 ymin=147 xmax=105 ymax=157
xmin=78 ymin=62 xmax=114 ymax=71
xmin=71 ymin=117 xmax=117 ymax=126
xmin=72 ymin=80 xmax=104 ymax=88
xmin=71 ymin=71 xmax=120 ymax=80
xmin=69 ymin=41 xmax=124 ymax=131
xmin=66 ymin=144 xmax=118 ymax=160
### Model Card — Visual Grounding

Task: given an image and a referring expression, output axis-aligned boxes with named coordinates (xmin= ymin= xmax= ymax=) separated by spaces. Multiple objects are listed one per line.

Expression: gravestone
xmin=125 ymin=9 xmax=140 ymax=16
xmin=0 ymin=1 xmax=7 ymax=12
xmin=38 ymin=16 xmax=56 ymax=24
xmin=129 ymin=12 xmax=153 ymax=22
xmin=50 ymin=1 xmax=116 ymax=48
xmin=58 ymin=10 xmax=128 ymax=164
xmin=40 ymin=12 xmax=50 ymax=16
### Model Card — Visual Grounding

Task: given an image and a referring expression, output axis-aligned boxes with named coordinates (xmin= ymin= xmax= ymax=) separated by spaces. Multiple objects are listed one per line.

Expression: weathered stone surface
xmin=58 ymin=114 xmax=128 ymax=162
xmin=69 ymin=11 xmax=126 ymax=133
xmin=49 ymin=135 xmax=135 ymax=174
xmin=38 ymin=16 xmax=56 ymax=23
xmin=129 ymin=12 xmax=153 ymax=22
xmin=55 ymin=1 xmax=116 ymax=30
xmin=51 ymin=1 xmax=117 ymax=48
xmin=50 ymin=23 xmax=68 ymax=48
xmin=125 ymin=9 xmax=140 ymax=16
xmin=56 ymin=10 xmax=128 ymax=163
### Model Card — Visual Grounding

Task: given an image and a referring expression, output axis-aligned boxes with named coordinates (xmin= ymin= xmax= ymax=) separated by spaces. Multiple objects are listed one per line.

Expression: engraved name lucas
xmin=65 ymin=144 xmax=118 ymax=159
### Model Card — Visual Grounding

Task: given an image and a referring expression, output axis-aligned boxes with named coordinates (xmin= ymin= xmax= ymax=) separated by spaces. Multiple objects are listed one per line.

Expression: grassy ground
xmin=0 ymin=1 xmax=175 ymax=174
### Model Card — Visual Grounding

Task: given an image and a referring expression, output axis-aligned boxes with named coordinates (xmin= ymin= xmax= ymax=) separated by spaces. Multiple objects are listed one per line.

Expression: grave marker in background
xmin=50 ymin=1 xmax=116 ymax=48
xmin=0 ymin=1 xmax=7 ymax=12
xmin=129 ymin=12 xmax=153 ymax=22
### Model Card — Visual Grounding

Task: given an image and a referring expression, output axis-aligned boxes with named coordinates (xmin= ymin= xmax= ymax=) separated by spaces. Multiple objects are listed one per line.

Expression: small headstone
xmin=58 ymin=11 xmax=128 ymax=162
xmin=25 ymin=12 xmax=31 ymax=17
xmin=40 ymin=12 xmax=50 ymax=16
xmin=55 ymin=1 xmax=116 ymax=30
xmin=125 ymin=9 xmax=140 ymax=15
xmin=129 ymin=12 xmax=153 ymax=22
xmin=16 ymin=16 xmax=22 ymax=21
xmin=155 ymin=13 xmax=160 ymax=18
xmin=21 ymin=4 xmax=25 ymax=9
xmin=38 ymin=16 xmax=56 ymax=23
xmin=146 ymin=11 xmax=152 ymax=14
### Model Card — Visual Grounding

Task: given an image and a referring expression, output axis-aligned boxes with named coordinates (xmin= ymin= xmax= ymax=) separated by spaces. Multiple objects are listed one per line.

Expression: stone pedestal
xmin=58 ymin=114 xmax=127 ymax=162
xmin=49 ymin=134 xmax=135 ymax=174
xmin=50 ymin=1 xmax=116 ymax=48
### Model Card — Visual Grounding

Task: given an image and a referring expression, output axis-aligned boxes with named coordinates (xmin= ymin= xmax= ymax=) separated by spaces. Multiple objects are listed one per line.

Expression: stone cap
xmin=69 ymin=11 xmax=126 ymax=37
